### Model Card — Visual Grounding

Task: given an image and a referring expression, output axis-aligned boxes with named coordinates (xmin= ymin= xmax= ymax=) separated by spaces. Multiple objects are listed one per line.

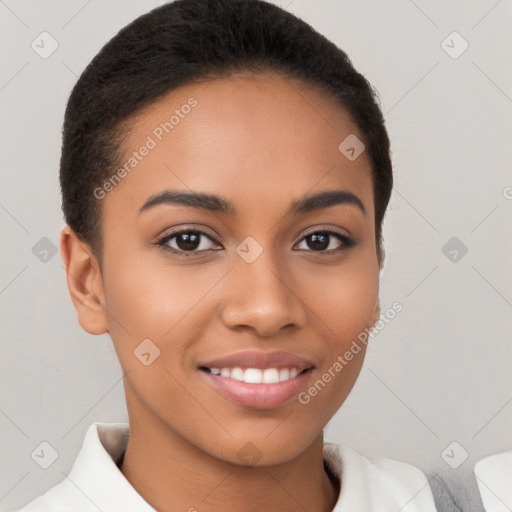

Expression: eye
xmin=294 ymin=229 xmax=353 ymax=253
xmin=155 ymin=229 xmax=222 ymax=257
xmin=155 ymin=227 xmax=353 ymax=257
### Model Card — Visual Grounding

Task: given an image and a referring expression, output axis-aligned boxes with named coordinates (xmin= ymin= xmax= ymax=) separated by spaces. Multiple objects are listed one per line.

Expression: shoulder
xmin=324 ymin=442 xmax=437 ymax=511
xmin=9 ymin=495 xmax=52 ymax=512
xmin=474 ymin=450 xmax=512 ymax=511
xmin=8 ymin=422 xmax=133 ymax=512
xmin=7 ymin=476 xmax=96 ymax=512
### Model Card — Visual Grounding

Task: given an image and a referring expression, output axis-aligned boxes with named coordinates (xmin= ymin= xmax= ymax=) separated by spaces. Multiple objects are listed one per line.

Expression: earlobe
xmin=60 ymin=225 xmax=109 ymax=335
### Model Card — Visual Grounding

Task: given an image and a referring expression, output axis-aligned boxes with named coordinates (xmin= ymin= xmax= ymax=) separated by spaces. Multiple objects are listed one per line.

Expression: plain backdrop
xmin=1 ymin=0 xmax=511 ymax=510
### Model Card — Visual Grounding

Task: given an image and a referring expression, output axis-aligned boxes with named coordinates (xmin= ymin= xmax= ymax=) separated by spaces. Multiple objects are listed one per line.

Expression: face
xmin=79 ymin=73 xmax=380 ymax=466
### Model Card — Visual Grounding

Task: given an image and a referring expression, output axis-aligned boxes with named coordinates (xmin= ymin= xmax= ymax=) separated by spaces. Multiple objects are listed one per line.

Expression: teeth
xmin=244 ymin=368 xmax=262 ymax=383
xmin=231 ymin=367 xmax=245 ymax=381
xmin=208 ymin=366 xmax=304 ymax=383
xmin=262 ymin=368 xmax=279 ymax=383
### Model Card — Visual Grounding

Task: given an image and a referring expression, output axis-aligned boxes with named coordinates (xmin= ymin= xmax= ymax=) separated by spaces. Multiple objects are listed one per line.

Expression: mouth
xmin=199 ymin=366 xmax=312 ymax=383
xmin=197 ymin=350 xmax=315 ymax=409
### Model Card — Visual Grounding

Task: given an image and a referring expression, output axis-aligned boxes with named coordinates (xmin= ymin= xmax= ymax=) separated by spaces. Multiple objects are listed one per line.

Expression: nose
xmin=220 ymin=247 xmax=307 ymax=338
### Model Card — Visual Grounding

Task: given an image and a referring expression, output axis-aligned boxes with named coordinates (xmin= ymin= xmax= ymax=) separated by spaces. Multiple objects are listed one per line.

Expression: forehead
xmin=103 ymin=72 xmax=374 ymax=223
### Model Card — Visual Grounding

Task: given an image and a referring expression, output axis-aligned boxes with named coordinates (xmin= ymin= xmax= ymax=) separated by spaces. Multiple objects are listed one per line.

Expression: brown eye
xmin=295 ymin=229 xmax=353 ymax=253
xmin=173 ymin=232 xmax=201 ymax=251
xmin=157 ymin=229 xmax=221 ymax=256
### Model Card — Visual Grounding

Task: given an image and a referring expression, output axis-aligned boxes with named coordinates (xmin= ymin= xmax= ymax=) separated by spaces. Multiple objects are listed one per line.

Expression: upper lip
xmin=199 ymin=350 xmax=315 ymax=371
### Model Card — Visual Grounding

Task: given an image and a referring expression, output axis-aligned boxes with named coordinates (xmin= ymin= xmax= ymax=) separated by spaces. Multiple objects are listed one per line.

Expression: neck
xmin=119 ymin=397 xmax=340 ymax=512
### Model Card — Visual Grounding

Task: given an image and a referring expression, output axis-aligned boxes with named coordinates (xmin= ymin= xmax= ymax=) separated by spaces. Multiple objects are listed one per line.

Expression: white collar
xmin=47 ymin=422 xmax=155 ymax=511
xmin=26 ymin=422 xmax=436 ymax=511
xmin=474 ymin=450 xmax=512 ymax=512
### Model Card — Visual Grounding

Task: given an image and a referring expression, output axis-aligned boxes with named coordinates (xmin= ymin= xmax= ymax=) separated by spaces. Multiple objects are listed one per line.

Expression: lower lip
xmin=200 ymin=369 xmax=314 ymax=409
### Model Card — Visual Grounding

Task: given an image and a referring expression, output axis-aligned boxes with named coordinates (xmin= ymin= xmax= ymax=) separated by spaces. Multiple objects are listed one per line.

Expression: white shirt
xmin=12 ymin=422 xmax=438 ymax=512
xmin=474 ymin=450 xmax=512 ymax=512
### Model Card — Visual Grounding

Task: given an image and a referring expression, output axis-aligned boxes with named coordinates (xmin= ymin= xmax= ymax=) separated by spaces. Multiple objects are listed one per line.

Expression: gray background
xmin=1 ymin=0 xmax=511 ymax=510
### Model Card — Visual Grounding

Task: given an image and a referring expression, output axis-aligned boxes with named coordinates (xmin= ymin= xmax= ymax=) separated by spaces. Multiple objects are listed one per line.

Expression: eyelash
xmin=154 ymin=227 xmax=354 ymax=258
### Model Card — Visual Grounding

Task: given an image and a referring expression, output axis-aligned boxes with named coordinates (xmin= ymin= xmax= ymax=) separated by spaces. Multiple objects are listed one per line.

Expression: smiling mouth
xmin=199 ymin=366 xmax=313 ymax=384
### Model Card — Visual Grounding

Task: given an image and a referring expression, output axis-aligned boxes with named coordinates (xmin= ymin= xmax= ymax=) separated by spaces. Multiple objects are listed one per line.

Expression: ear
xmin=60 ymin=225 xmax=109 ymax=335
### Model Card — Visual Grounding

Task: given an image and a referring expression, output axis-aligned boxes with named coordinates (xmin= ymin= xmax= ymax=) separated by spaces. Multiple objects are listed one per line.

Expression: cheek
xmin=101 ymin=249 xmax=225 ymax=362
xmin=103 ymin=263 xmax=173 ymax=336
xmin=103 ymin=253 xmax=190 ymax=330
xmin=295 ymin=255 xmax=378 ymax=399
xmin=296 ymin=347 xmax=365 ymax=434
xmin=294 ymin=263 xmax=377 ymax=421
xmin=300 ymin=258 xmax=379 ymax=341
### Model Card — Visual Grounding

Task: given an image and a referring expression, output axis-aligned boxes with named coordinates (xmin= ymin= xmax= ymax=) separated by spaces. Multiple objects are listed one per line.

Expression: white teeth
xmin=230 ymin=367 xmax=245 ymax=381
xmin=208 ymin=366 xmax=304 ymax=383
xmin=262 ymin=368 xmax=280 ymax=383
xmin=244 ymin=368 xmax=262 ymax=383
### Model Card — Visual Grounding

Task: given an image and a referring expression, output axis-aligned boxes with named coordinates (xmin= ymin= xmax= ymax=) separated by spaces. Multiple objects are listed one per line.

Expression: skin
xmin=61 ymin=72 xmax=381 ymax=512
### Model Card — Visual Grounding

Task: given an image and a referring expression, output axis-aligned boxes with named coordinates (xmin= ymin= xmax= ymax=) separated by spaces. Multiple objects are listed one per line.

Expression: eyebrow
xmin=138 ymin=188 xmax=366 ymax=217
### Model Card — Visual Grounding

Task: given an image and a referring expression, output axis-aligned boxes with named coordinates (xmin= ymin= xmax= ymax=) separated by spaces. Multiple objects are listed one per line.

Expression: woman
xmin=14 ymin=0 xmax=439 ymax=510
